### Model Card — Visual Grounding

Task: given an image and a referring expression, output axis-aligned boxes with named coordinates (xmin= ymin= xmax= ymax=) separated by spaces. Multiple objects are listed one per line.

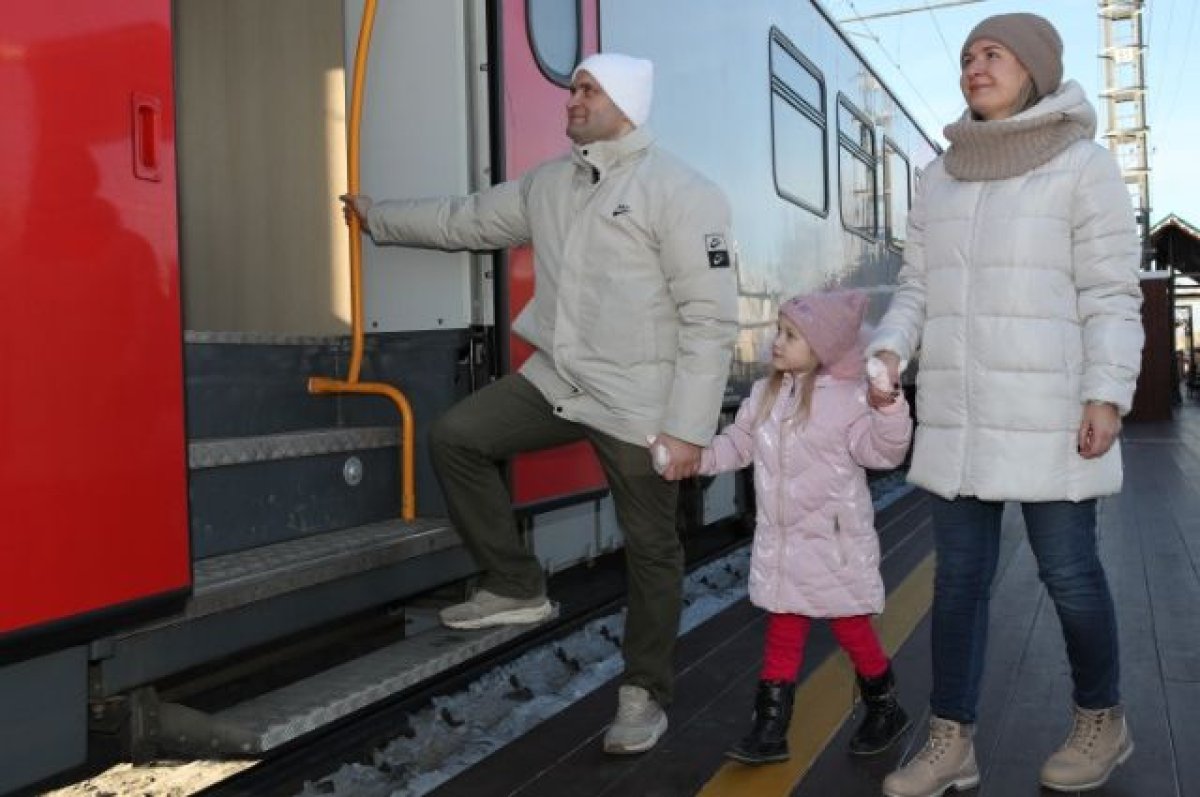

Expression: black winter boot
xmin=849 ymin=664 xmax=910 ymax=755
xmin=726 ymin=680 xmax=796 ymax=764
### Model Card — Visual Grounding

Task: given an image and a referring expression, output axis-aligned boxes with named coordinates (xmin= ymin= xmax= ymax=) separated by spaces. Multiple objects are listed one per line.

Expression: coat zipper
xmin=772 ymin=391 xmax=792 ymax=604
xmin=557 ymin=156 xmax=606 ymax=364
xmin=774 ymin=393 xmax=789 ymax=605
xmin=961 ymin=185 xmax=987 ymax=491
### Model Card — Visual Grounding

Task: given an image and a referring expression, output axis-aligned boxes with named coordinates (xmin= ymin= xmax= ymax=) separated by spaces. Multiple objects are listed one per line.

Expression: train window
xmin=770 ymin=37 xmax=822 ymax=110
xmin=773 ymin=96 xmax=827 ymax=213
xmin=883 ymin=139 xmax=910 ymax=249
xmin=769 ymin=29 xmax=827 ymax=216
xmin=527 ymin=0 xmax=581 ymax=87
xmin=837 ymin=95 xmax=877 ymax=238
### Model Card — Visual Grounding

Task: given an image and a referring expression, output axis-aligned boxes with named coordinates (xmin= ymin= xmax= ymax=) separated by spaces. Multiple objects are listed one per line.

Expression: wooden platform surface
xmin=430 ymin=405 xmax=1200 ymax=797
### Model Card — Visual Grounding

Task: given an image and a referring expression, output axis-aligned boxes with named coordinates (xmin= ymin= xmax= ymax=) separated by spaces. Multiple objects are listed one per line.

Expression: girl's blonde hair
xmin=754 ymin=367 xmax=818 ymax=428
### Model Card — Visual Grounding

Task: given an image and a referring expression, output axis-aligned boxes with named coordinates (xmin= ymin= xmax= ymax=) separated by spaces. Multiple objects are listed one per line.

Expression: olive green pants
xmin=429 ymin=374 xmax=682 ymax=705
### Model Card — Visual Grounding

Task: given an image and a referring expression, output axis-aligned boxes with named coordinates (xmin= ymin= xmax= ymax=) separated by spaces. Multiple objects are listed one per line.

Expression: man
xmin=341 ymin=52 xmax=737 ymax=755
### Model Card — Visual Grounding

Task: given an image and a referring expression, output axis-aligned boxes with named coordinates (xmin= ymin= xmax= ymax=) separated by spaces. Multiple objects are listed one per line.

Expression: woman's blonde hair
xmin=1013 ymin=77 xmax=1041 ymax=115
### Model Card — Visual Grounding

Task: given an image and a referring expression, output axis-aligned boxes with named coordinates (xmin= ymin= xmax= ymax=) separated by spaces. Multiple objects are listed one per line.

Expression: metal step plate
xmin=189 ymin=426 xmax=400 ymax=469
xmin=123 ymin=518 xmax=458 ymax=630
xmin=213 ymin=607 xmax=559 ymax=751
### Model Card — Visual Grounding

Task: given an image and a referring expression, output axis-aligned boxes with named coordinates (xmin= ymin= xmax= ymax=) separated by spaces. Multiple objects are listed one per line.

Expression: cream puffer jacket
xmin=699 ymin=374 xmax=912 ymax=617
xmin=367 ymin=128 xmax=738 ymax=447
xmin=868 ymin=83 xmax=1143 ymax=502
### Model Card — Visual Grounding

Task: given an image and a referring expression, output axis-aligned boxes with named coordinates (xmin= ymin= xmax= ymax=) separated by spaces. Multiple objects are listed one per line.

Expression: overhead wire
xmin=921 ymin=0 xmax=958 ymax=67
xmin=839 ymin=0 xmax=954 ymax=128
xmin=1154 ymin=0 xmax=1197 ymax=133
xmin=1147 ymin=0 xmax=1177 ymax=131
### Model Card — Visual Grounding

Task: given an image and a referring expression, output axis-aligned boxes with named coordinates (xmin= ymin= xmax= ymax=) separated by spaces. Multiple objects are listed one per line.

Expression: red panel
xmin=502 ymin=0 xmax=607 ymax=506
xmin=0 ymin=1 xmax=190 ymax=635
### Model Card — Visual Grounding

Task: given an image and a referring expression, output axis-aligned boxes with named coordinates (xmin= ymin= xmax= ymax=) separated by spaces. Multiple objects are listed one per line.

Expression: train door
xmin=350 ymin=0 xmax=605 ymax=510
xmin=496 ymin=0 xmax=606 ymax=507
xmin=0 ymin=0 xmax=190 ymax=654
xmin=0 ymin=0 xmax=190 ymax=789
xmin=349 ymin=0 xmax=489 ymax=338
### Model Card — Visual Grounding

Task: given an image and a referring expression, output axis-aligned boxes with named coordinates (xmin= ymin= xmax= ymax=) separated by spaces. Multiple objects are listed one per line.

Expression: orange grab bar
xmin=308 ymin=0 xmax=416 ymax=520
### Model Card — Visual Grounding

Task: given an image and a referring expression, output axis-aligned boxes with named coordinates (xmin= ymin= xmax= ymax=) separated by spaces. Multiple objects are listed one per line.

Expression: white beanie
xmin=571 ymin=53 xmax=654 ymax=127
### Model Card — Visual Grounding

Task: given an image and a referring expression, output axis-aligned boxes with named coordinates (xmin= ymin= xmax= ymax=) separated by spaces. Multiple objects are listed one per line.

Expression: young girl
xmin=699 ymin=289 xmax=912 ymax=764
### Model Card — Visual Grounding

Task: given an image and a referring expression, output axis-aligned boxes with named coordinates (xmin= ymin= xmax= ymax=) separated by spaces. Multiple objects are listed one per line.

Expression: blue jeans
xmin=929 ymin=496 xmax=1120 ymax=724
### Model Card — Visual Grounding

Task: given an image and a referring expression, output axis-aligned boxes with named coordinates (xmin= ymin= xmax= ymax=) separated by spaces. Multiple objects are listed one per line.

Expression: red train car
xmin=0 ymin=1 xmax=190 ymax=790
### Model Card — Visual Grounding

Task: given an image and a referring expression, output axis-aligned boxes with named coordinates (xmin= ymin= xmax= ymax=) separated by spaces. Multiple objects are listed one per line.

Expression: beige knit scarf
xmin=942 ymin=106 xmax=1091 ymax=181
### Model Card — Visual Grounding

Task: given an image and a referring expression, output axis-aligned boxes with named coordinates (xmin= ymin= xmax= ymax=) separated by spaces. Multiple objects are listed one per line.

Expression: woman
xmin=865 ymin=13 xmax=1144 ymax=797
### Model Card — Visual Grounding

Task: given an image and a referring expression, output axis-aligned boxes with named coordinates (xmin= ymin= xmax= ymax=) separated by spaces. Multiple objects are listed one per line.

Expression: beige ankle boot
xmin=1040 ymin=705 xmax=1133 ymax=791
xmin=882 ymin=716 xmax=979 ymax=797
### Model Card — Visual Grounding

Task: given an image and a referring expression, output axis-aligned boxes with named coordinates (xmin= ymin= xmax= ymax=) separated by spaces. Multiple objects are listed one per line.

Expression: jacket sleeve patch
xmin=704 ymin=233 xmax=730 ymax=268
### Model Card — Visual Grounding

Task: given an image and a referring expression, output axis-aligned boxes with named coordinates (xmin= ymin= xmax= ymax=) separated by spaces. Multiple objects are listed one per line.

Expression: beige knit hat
xmin=962 ymin=13 xmax=1063 ymax=97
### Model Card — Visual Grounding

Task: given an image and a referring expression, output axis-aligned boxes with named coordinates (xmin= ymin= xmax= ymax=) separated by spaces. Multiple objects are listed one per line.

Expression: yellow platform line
xmin=697 ymin=552 xmax=934 ymax=797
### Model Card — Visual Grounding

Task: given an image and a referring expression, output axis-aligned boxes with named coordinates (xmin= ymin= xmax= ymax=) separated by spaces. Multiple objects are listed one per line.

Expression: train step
xmin=184 ymin=331 xmax=355 ymax=438
xmin=132 ymin=606 xmax=560 ymax=756
xmin=130 ymin=529 xmax=757 ymax=762
xmin=183 ymin=329 xmax=469 ymax=439
xmin=90 ymin=517 xmax=475 ymax=697
xmin=183 ymin=516 xmax=456 ymax=622
xmin=188 ymin=426 xmax=402 ymax=558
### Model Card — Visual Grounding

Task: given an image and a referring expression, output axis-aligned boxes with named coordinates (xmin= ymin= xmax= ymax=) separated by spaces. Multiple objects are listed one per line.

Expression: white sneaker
xmin=438 ymin=589 xmax=553 ymax=630
xmin=603 ymin=685 xmax=668 ymax=754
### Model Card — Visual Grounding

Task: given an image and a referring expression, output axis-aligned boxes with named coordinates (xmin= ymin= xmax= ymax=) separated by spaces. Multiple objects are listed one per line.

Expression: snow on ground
xmin=296 ymin=546 xmax=753 ymax=797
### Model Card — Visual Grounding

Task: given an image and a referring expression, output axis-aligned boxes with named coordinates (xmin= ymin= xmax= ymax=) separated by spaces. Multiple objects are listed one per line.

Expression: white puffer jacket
xmin=367 ymin=128 xmax=738 ymax=447
xmin=869 ymin=83 xmax=1143 ymax=502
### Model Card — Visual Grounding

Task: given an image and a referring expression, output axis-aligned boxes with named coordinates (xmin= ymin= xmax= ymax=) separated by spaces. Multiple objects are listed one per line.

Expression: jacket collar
xmin=780 ymin=371 xmax=836 ymax=393
xmin=571 ymin=127 xmax=654 ymax=181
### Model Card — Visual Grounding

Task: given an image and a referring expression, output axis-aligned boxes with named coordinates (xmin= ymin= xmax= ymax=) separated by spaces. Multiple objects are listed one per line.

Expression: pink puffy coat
xmin=700 ymin=373 xmax=912 ymax=617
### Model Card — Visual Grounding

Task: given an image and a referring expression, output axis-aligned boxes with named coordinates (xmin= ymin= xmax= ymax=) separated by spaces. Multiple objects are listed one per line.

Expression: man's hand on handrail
xmin=339 ymin=193 xmax=373 ymax=228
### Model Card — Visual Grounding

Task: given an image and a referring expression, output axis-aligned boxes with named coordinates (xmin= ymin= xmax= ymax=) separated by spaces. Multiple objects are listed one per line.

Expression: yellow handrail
xmin=309 ymin=0 xmax=416 ymax=520
xmin=343 ymin=0 xmax=374 ymax=384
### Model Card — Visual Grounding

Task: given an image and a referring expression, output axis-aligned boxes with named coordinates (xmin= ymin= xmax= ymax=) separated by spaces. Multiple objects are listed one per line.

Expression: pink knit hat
xmin=779 ymin=289 xmax=869 ymax=379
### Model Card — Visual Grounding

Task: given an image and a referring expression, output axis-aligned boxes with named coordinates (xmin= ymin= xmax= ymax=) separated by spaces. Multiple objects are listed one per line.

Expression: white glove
xmin=866 ymin=356 xmax=893 ymax=394
xmin=646 ymin=435 xmax=671 ymax=475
